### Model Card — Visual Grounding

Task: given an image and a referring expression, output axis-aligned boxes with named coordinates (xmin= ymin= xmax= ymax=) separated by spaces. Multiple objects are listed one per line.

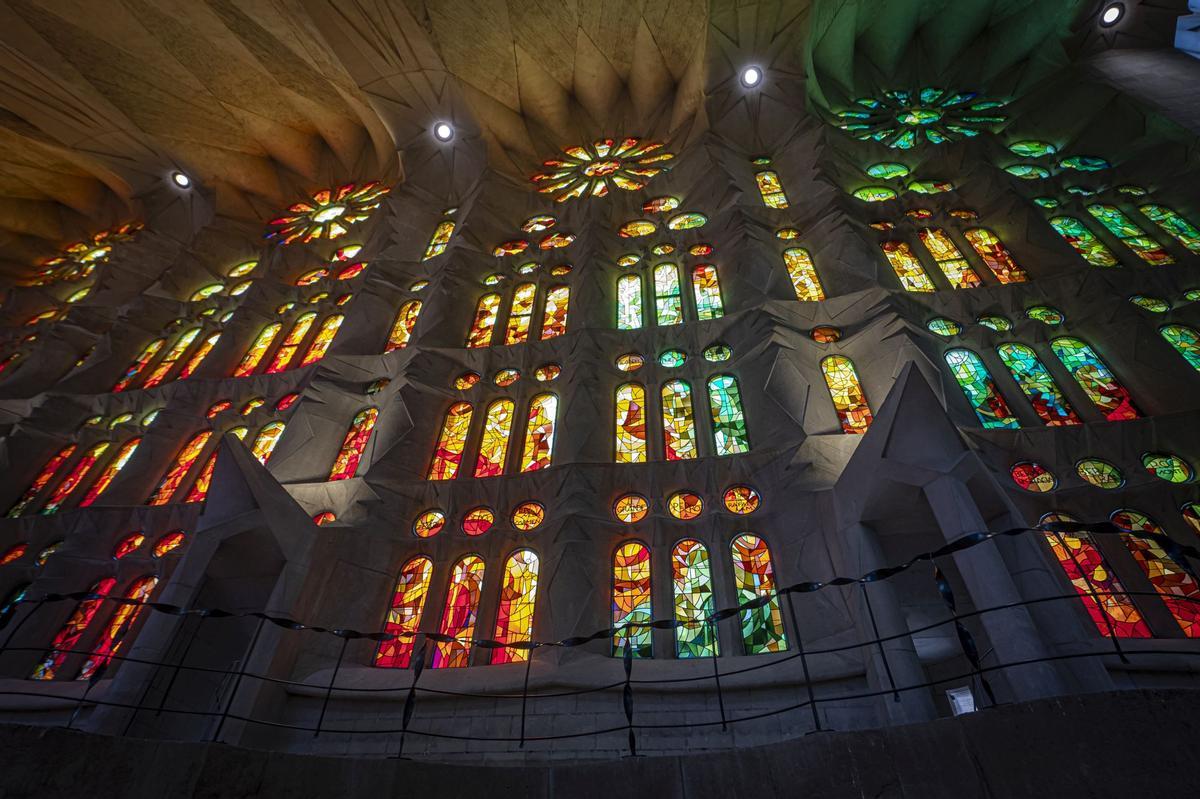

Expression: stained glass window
xmin=1076 ymin=459 xmax=1125 ymax=489
xmin=1039 ymin=512 xmax=1149 ymax=638
xmin=754 ymin=168 xmax=789 ymax=209
xmin=519 ymin=393 xmax=557 ymax=472
xmin=880 ymin=241 xmax=935 ymax=292
xmin=143 ymin=327 xmax=201 ymax=388
xmin=40 ymin=442 xmax=108 ymax=514
xmin=1086 ymin=204 xmax=1173 ymax=265
xmin=266 ymin=312 xmax=316 ymax=373
xmin=532 ymin=138 xmax=673 ymax=202
xmin=428 ymin=402 xmax=473 ymax=480
xmin=1142 ymin=452 xmax=1193 ymax=483
xmin=661 ymin=379 xmax=698 ymax=460
xmin=413 ymin=509 xmax=445 ymax=538
xmin=384 ymin=300 xmax=422 ymax=353
xmin=1112 ymin=509 xmax=1200 ymax=638
xmin=233 ymin=323 xmax=281 ymax=377
xmin=691 ymin=265 xmax=724 ymax=320
xmin=491 ymin=549 xmax=540 ymax=664
xmin=475 ymin=399 xmax=515 ymax=477
xmin=178 ymin=332 xmax=221 ymax=379
xmin=1139 ymin=204 xmax=1200 ymax=254
xmin=1012 ymin=461 xmax=1056 ymax=492
xmin=8 ymin=444 xmax=76 ymax=517
xmin=995 ymin=343 xmax=1081 ymax=426
xmin=1160 ymin=324 xmax=1200 ymax=372
xmin=653 ymin=263 xmax=683 ymax=325
xmin=944 ymin=349 xmax=1020 ymax=428
xmin=820 ymin=355 xmax=873 ymax=434
xmin=505 ymin=283 xmax=537 ymax=345
xmin=617 ymin=274 xmax=643 ymax=330
xmin=540 ymin=285 xmax=569 ymax=339
xmin=918 ymin=228 xmax=982 ymax=288
xmin=329 ymin=408 xmax=378 ymax=481
xmin=962 ymin=229 xmax=1028 ymax=283
xmin=299 ymin=314 xmax=343 ymax=366
xmin=185 ymin=427 xmax=247 ymax=503
xmin=1049 ymin=337 xmax=1140 ymax=421
xmin=148 ymin=431 xmax=212 ymax=505
xmin=782 ymin=247 xmax=825 ymax=301
xmin=730 ymin=534 xmax=787 ymax=654
xmin=432 ymin=555 xmax=485 ymax=668
xmin=615 ymin=383 xmax=648 ymax=463
xmin=375 ymin=556 xmax=433 ymax=669
xmin=613 ymin=541 xmax=652 ymax=657
xmin=423 ymin=219 xmax=456 ymax=260
xmin=1048 ymin=216 xmax=1119 ymax=267
xmin=673 ymin=539 xmax=717 ymax=658
xmin=77 ymin=575 xmax=159 ymax=680
xmin=707 ymin=375 xmax=750 ymax=455
xmin=30 ymin=577 xmax=118 ymax=680
xmin=78 ymin=438 xmax=141 ymax=508
xmin=250 ymin=421 xmax=286 ymax=465
xmin=113 ymin=338 xmax=166 ymax=392
xmin=266 ymin=182 xmax=389 ymax=244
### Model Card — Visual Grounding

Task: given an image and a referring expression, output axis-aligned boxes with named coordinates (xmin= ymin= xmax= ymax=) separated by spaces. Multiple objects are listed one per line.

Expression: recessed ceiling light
xmin=1100 ymin=2 xmax=1124 ymax=26
xmin=740 ymin=66 xmax=763 ymax=88
xmin=433 ymin=122 xmax=454 ymax=142
xmin=170 ymin=170 xmax=192 ymax=189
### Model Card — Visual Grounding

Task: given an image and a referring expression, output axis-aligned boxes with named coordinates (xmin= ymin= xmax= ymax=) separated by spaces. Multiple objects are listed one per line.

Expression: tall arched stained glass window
xmin=113 ymin=338 xmax=166 ymax=391
xmin=661 ymin=379 xmax=697 ymax=460
xmin=387 ymin=300 xmax=422 ymax=352
xmin=77 ymin=575 xmax=159 ymax=680
xmin=329 ymin=408 xmax=379 ymax=481
xmin=491 ymin=549 xmax=540 ymax=664
xmin=8 ymin=444 xmax=76 ymax=517
xmin=880 ymin=241 xmax=935 ymax=292
xmin=616 ymin=274 xmax=643 ymax=330
xmin=519 ymin=393 xmax=557 ymax=472
xmin=1049 ymin=337 xmax=1140 ymax=421
xmin=78 ymin=437 xmax=140 ymax=508
xmin=148 ymin=431 xmax=212 ymax=505
xmin=730 ymin=534 xmax=787 ymax=654
xmin=1039 ymin=512 xmax=1150 ymax=638
xmin=375 ymin=556 xmax=433 ymax=668
xmin=300 ymin=314 xmax=344 ymax=366
xmin=466 ymin=293 xmax=501 ymax=348
xmin=995 ymin=343 xmax=1081 ymax=426
xmin=266 ymin=312 xmax=316 ymax=374
xmin=432 ymin=555 xmax=485 ymax=668
xmin=654 ymin=264 xmax=683 ymax=325
xmin=707 ymin=375 xmax=749 ymax=455
xmin=1112 ymin=509 xmax=1200 ymax=638
xmin=917 ymin=228 xmax=982 ymax=289
xmin=186 ymin=428 xmax=248 ymax=503
xmin=1139 ymin=204 xmax=1200 ymax=254
xmin=782 ymin=247 xmax=825 ymax=301
xmin=673 ymin=539 xmax=717 ymax=658
xmin=820 ymin=355 xmax=873 ymax=434
xmin=754 ymin=166 xmax=789 ymax=208
xmin=540 ymin=285 xmax=569 ymax=339
xmin=428 ymin=402 xmax=473 ymax=480
xmin=1160 ymin=324 xmax=1200 ymax=372
xmin=143 ymin=327 xmax=201 ymax=388
xmin=178 ymin=331 xmax=221 ymax=379
xmin=1086 ymin=204 xmax=1173 ymax=265
xmin=691 ymin=264 xmax=724 ymax=320
xmin=31 ymin=577 xmax=118 ymax=680
xmin=40 ymin=442 xmax=109 ymax=514
xmin=233 ymin=323 xmax=281 ymax=377
xmin=944 ymin=349 xmax=1019 ymax=428
xmin=475 ymin=399 xmax=515 ymax=477
xmin=612 ymin=541 xmax=652 ymax=657
xmin=962 ymin=229 xmax=1028 ymax=283
xmin=505 ymin=283 xmax=537 ymax=345
xmin=423 ymin=219 xmax=456 ymax=260
xmin=250 ymin=421 xmax=286 ymax=465
xmin=615 ymin=383 xmax=647 ymax=464
xmin=1049 ymin=216 xmax=1119 ymax=266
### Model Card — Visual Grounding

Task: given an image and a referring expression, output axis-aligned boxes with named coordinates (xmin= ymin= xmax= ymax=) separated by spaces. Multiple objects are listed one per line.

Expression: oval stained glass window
xmin=228 ymin=260 xmax=258 ymax=277
xmin=1008 ymin=140 xmax=1056 ymax=158
xmin=454 ymin=372 xmax=481 ymax=390
xmin=413 ymin=509 xmax=446 ymax=538
xmin=521 ymin=215 xmax=556 ymax=232
xmin=493 ymin=239 xmax=529 ymax=256
xmin=534 ymin=363 xmax=561 ymax=381
xmin=190 ymin=283 xmax=224 ymax=301
xmin=1011 ymin=461 xmax=1057 ymax=493
xmin=642 ymin=196 xmax=679 ymax=214
xmin=703 ymin=344 xmax=732 ymax=362
xmin=539 ymin=232 xmax=575 ymax=250
xmin=410 ymin=280 xmax=429 ymax=291
xmin=1142 ymin=453 xmax=1194 ymax=483
xmin=617 ymin=254 xmax=642 ymax=267
xmin=1076 ymin=459 xmax=1125 ymax=490
xmin=295 ymin=269 xmax=328 ymax=286
xmin=1004 ymin=164 xmax=1050 ymax=180
xmin=619 ymin=220 xmax=658 ymax=238
xmin=776 ymin=228 xmax=800 ymax=240
xmin=723 ymin=485 xmax=761 ymax=514
xmin=493 ymin=369 xmax=520 ymax=387
xmin=550 ymin=264 xmax=573 ymax=276
xmin=978 ymin=315 xmax=1012 ymax=332
xmin=667 ymin=213 xmax=707 ymax=230
xmin=651 ymin=243 xmax=675 ymax=255
xmin=927 ymin=318 xmax=962 ymax=337
xmin=462 ymin=507 xmax=495 ymax=536
xmin=113 ymin=533 xmax=145 ymax=559
xmin=667 ymin=492 xmax=703 ymax=520
xmin=512 ymin=501 xmax=545 ymax=531
xmin=866 ymin=162 xmax=910 ymax=179
xmin=689 ymin=243 xmax=714 ymax=256
xmin=810 ymin=326 xmax=841 ymax=343
xmin=659 ymin=349 xmax=686 ymax=368
xmin=484 ymin=273 xmax=505 ymax=286
xmin=152 ymin=531 xmax=186 ymax=558
xmin=614 ymin=494 xmax=649 ymax=524
xmin=1128 ymin=295 xmax=1170 ymax=313
xmin=1026 ymin=306 xmax=1065 ymax=326
xmin=852 ymin=186 xmax=897 ymax=202
xmin=616 ymin=353 xmax=645 ymax=372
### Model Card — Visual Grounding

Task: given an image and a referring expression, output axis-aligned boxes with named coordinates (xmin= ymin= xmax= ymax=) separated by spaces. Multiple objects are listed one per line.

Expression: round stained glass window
xmin=776 ymin=228 xmax=800 ymax=240
xmin=1011 ymin=461 xmax=1057 ymax=493
xmin=410 ymin=279 xmax=429 ymax=292
xmin=703 ymin=344 xmax=732 ymax=362
xmin=516 ymin=261 xmax=540 ymax=274
xmin=1128 ymin=295 xmax=1169 ymax=313
xmin=153 ymin=531 xmax=186 ymax=558
xmin=1184 ymin=288 xmax=1200 ymax=302
xmin=651 ymin=243 xmax=675 ymax=256
xmin=1142 ymin=452 xmax=1194 ymax=483
xmin=667 ymin=212 xmax=707 ymax=230
xmin=927 ymin=318 xmax=962 ymax=337
xmin=616 ymin=353 xmax=645 ymax=372
xmin=723 ymin=485 xmax=761 ymax=514
xmin=667 ymin=492 xmax=703 ymax=520
xmin=313 ymin=511 xmax=337 ymax=526
xmin=810 ymin=326 xmax=841 ymax=343
xmin=534 ymin=363 xmax=561 ymax=381
xmin=617 ymin=254 xmax=641 ymax=267
xmin=619 ymin=220 xmax=657 ymax=238
xmin=484 ymin=273 xmax=505 ymax=286
xmin=1026 ymin=306 xmax=1065 ymax=326
xmin=614 ymin=494 xmax=649 ymax=524
xmin=462 ymin=507 xmax=495 ymax=536
xmin=1182 ymin=502 xmax=1200 ymax=534
xmin=977 ymin=315 xmax=1012 ymax=332
xmin=521 ymin=214 xmax=556 ymax=232
xmin=494 ymin=368 xmax=520 ymax=387
xmin=454 ymin=372 xmax=481 ymax=390
xmin=1075 ymin=459 xmax=1124 ymax=490
xmin=550 ymin=264 xmax=573 ymax=276
xmin=688 ymin=243 xmax=714 ymax=256
xmin=413 ymin=509 xmax=446 ymax=538
xmin=113 ymin=533 xmax=145 ymax=559
xmin=658 ymin=349 xmax=686 ymax=368
xmin=512 ymin=501 xmax=545 ymax=531
xmin=642 ymin=196 xmax=680 ymax=214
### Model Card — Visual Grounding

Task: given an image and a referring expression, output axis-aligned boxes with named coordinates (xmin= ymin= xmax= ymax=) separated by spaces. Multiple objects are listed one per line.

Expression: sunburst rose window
xmin=267 ymin=181 xmax=391 ymax=245
xmin=531 ymin=137 xmax=675 ymax=202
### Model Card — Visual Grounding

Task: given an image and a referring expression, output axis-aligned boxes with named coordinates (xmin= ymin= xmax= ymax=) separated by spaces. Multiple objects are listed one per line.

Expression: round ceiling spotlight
xmin=169 ymin=170 xmax=192 ymax=189
xmin=433 ymin=122 xmax=454 ymax=142
xmin=740 ymin=66 xmax=763 ymax=88
xmin=1099 ymin=2 xmax=1124 ymax=26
